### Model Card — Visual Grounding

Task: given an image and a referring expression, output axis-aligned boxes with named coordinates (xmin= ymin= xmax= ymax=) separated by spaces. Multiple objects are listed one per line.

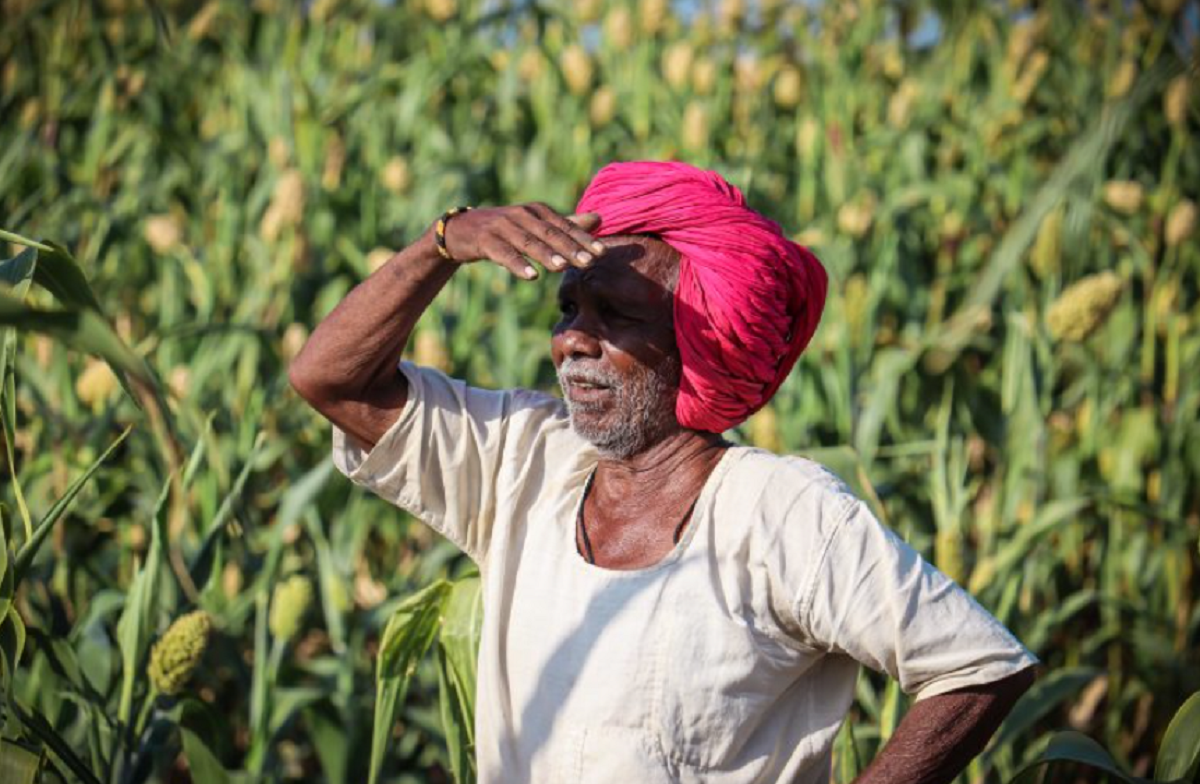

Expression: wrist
xmin=433 ymin=205 xmax=474 ymax=263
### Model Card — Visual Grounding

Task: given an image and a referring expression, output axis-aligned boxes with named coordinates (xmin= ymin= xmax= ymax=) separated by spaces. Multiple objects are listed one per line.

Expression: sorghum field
xmin=1 ymin=0 xmax=1198 ymax=782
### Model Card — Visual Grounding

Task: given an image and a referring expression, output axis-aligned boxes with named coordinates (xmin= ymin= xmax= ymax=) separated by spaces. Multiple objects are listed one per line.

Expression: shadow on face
xmin=550 ymin=234 xmax=680 ymax=371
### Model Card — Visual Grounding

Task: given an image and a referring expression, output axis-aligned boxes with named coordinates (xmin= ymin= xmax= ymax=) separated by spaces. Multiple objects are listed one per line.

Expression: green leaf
xmin=437 ymin=574 xmax=483 ymax=784
xmin=302 ymin=703 xmax=348 ymax=784
xmin=115 ymin=472 xmax=172 ymax=723
xmin=1007 ymin=730 xmax=1151 ymax=784
xmin=0 ymin=288 xmax=155 ymax=395
xmin=924 ymin=58 xmax=1183 ymax=372
xmin=0 ymin=232 xmax=100 ymax=314
xmin=181 ymin=727 xmax=244 ymax=784
xmin=437 ymin=646 xmax=474 ymax=784
xmin=800 ymin=445 xmax=888 ymax=525
xmin=988 ymin=667 xmax=1100 ymax=756
xmin=0 ymin=737 xmax=42 ymax=784
xmin=369 ymin=580 xmax=452 ymax=784
xmin=0 ymin=246 xmax=36 ymax=542
xmin=13 ymin=425 xmax=131 ymax=582
xmin=1156 ymin=691 xmax=1200 ymax=783
xmin=12 ymin=699 xmax=105 ymax=784
xmin=267 ymin=687 xmax=325 ymax=738
xmin=0 ymin=229 xmax=53 ymax=254
xmin=0 ymin=604 xmax=27 ymax=695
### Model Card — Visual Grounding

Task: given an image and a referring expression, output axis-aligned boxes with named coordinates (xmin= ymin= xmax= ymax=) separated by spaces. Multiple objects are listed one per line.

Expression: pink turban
xmin=575 ymin=160 xmax=828 ymax=433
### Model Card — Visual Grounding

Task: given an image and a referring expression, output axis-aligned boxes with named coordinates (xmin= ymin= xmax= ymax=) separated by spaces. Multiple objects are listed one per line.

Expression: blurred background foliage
xmin=0 ymin=0 xmax=1198 ymax=781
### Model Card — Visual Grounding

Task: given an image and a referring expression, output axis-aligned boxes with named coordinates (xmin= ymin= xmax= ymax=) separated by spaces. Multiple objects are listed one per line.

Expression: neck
xmin=593 ymin=428 xmax=728 ymax=496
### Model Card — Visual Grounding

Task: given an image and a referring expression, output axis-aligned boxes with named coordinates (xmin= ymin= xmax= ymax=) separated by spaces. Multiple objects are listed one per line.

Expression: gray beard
xmin=557 ymin=354 xmax=681 ymax=460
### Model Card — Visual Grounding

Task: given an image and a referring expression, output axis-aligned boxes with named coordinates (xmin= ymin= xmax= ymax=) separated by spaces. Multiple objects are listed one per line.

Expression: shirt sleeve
xmin=798 ymin=497 xmax=1039 ymax=701
xmin=330 ymin=360 xmax=566 ymax=565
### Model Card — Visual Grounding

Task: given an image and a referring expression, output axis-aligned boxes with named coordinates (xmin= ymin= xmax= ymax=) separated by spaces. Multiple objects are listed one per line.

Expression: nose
xmin=554 ymin=316 xmax=602 ymax=361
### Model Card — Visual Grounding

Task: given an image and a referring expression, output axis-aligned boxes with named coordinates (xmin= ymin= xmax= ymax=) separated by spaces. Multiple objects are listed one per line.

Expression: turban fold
xmin=575 ymin=160 xmax=828 ymax=433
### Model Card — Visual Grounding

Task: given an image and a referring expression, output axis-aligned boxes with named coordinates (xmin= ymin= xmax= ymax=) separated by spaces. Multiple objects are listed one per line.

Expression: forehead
xmin=558 ymin=234 xmax=677 ymax=305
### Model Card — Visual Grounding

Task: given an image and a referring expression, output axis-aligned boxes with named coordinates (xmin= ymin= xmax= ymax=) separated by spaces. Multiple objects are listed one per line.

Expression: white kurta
xmin=332 ymin=361 xmax=1037 ymax=784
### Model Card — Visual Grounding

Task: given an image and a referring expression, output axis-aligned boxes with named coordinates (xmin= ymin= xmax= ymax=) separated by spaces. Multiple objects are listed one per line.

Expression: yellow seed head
xmin=310 ymin=0 xmax=340 ymax=20
xmin=1107 ymin=58 xmax=1137 ymax=99
xmin=748 ymin=405 xmax=781 ymax=453
xmin=148 ymin=611 xmax=212 ymax=695
xmin=1030 ymin=206 xmax=1063 ymax=279
xmin=76 ymin=359 xmax=118 ymax=410
xmin=1165 ymin=200 xmax=1196 ymax=247
xmin=1149 ymin=0 xmax=1184 ymax=13
xmin=425 ymin=0 xmax=457 ymax=22
xmin=887 ymin=79 xmax=919 ymax=128
xmin=168 ymin=365 xmax=191 ymax=399
xmin=734 ymin=55 xmax=760 ymax=94
xmin=968 ymin=556 xmax=997 ymax=594
xmin=717 ymin=0 xmax=744 ymax=33
xmin=796 ymin=116 xmax=820 ymax=160
xmin=260 ymin=170 xmax=306 ymax=242
xmin=1005 ymin=18 xmax=1037 ymax=73
xmin=518 ymin=49 xmax=544 ymax=81
xmin=143 ymin=214 xmax=182 ymax=254
xmin=560 ymin=44 xmax=594 ymax=95
xmin=773 ymin=65 xmax=803 ymax=109
xmin=322 ymin=134 xmax=346 ymax=191
xmin=489 ymin=50 xmax=510 ymax=71
xmin=682 ymin=101 xmax=709 ymax=151
xmin=691 ymin=57 xmax=717 ymax=96
xmin=380 ymin=156 xmax=411 ymax=194
xmin=837 ymin=193 xmax=877 ymax=239
xmin=1046 ymin=272 xmax=1123 ymax=342
xmin=222 ymin=562 xmax=243 ymax=600
xmin=1164 ymin=75 xmax=1190 ymax=127
xmin=793 ymin=228 xmax=827 ymax=247
xmin=640 ymin=0 xmax=668 ymax=35
xmin=843 ymin=273 xmax=868 ymax=337
xmin=187 ymin=1 xmax=221 ymax=40
xmin=662 ymin=42 xmax=694 ymax=90
xmin=414 ymin=329 xmax=452 ymax=372
xmin=1102 ymin=180 xmax=1144 ymax=215
xmin=1013 ymin=49 xmax=1049 ymax=103
xmin=269 ymin=575 xmax=314 ymax=642
xmin=604 ymin=7 xmax=633 ymax=51
xmin=366 ymin=247 xmax=394 ymax=274
xmin=589 ymin=85 xmax=617 ymax=126
xmin=282 ymin=322 xmax=309 ymax=361
xmin=935 ymin=528 xmax=965 ymax=585
xmin=2 ymin=59 xmax=17 ymax=95
xmin=574 ymin=0 xmax=602 ymax=24
xmin=267 ymin=136 xmax=291 ymax=168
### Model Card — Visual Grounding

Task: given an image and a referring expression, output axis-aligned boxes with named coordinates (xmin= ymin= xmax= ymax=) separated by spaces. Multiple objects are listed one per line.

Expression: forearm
xmin=289 ymin=226 xmax=455 ymax=402
xmin=852 ymin=667 xmax=1036 ymax=784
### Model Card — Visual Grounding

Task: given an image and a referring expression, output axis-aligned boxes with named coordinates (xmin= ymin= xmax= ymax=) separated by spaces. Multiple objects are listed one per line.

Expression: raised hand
xmin=441 ymin=202 xmax=605 ymax=280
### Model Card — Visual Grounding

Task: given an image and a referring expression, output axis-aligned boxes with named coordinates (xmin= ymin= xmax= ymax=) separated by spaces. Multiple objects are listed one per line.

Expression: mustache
xmin=556 ymin=357 xmax=622 ymax=389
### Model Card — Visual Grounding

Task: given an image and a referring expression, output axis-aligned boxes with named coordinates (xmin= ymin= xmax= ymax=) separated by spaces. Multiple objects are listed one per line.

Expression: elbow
xmin=288 ymin=358 xmax=334 ymax=409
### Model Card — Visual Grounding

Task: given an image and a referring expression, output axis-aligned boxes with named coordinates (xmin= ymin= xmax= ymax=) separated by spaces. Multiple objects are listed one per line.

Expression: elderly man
xmin=289 ymin=161 xmax=1037 ymax=784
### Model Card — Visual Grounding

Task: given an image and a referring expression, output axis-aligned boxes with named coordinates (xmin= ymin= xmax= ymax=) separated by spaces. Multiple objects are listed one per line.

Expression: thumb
xmin=567 ymin=211 xmax=602 ymax=231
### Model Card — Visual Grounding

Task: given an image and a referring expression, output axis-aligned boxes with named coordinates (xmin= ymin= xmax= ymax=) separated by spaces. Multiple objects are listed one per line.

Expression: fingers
xmin=480 ymin=236 xmax=539 ymax=280
xmin=567 ymin=212 xmax=603 ymax=233
xmin=465 ymin=203 xmax=607 ymax=281
xmin=520 ymin=204 xmax=605 ymax=271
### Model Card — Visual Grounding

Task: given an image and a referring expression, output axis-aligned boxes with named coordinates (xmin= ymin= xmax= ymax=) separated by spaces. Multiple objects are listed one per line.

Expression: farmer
xmin=289 ymin=160 xmax=1038 ymax=784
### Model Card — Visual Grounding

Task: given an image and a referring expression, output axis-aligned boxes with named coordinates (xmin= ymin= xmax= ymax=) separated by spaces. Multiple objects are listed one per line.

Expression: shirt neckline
xmin=567 ymin=445 xmax=744 ymax=579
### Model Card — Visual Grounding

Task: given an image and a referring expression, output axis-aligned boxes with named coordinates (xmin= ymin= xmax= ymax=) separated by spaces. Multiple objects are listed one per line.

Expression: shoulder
xmin=403 ymin=361 xmax=568 ymax=420
xmin=718 ymin=447 xmax=861 ymax=527
xmin=402 ymin=362 xmax=589 ymax=458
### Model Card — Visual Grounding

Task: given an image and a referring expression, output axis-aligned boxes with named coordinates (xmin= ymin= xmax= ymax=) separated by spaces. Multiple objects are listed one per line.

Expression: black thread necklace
xmin=576 ymin=467 xmax=700 ymax=566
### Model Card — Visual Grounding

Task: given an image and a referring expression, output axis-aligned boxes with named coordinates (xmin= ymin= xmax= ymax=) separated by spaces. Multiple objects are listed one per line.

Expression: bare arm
xmin=288 ymin=205 xmax=604 ymax=450
xmin=853 ymin=666 xmax=1037 ymax=784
